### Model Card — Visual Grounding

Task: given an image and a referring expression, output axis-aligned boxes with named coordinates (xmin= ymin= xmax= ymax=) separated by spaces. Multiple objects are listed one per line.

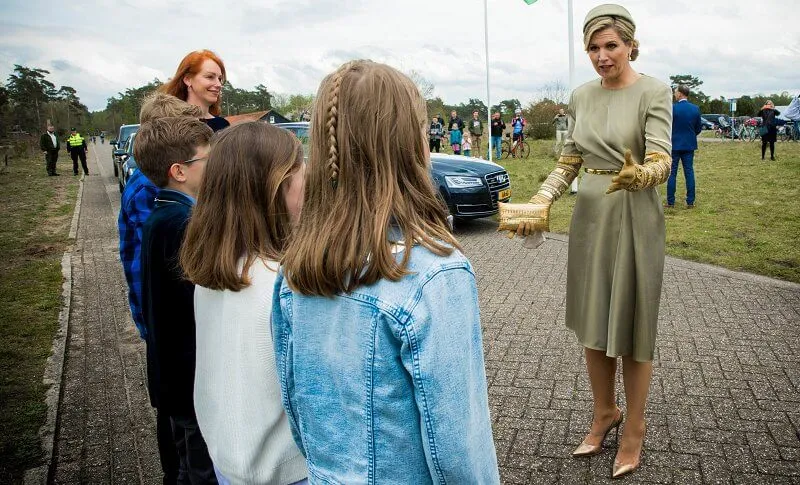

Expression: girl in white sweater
xmin=181 ymin=121 xmax=307 ymax=485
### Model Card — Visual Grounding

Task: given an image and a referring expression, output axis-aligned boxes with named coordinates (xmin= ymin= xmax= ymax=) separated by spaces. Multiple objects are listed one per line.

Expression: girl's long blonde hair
xmin=282 ymin=60 xmax=458 ymax=297
xmin=181 ymin=121 xmax=303 ymax=291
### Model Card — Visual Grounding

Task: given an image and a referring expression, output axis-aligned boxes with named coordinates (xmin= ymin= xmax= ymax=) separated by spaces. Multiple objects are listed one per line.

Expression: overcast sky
xmin=1 ymin=0 xmax=798 ymax=112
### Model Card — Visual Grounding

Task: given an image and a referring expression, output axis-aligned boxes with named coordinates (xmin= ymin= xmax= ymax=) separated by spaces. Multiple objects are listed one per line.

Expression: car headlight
xmin=445 ymin=176 xmax=483 ymax=189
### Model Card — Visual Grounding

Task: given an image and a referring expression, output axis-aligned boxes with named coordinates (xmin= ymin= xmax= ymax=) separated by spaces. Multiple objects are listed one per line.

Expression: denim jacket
xmin=272 ymin=245 xmax=500 ymax=484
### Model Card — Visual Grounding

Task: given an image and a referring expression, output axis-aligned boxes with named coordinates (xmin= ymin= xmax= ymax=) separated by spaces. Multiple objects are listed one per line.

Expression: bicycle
xmin=502 ymin=133 xmax=530 ymax=159
xmin=738 ymin=119 xmax=759 ymax=142
xmin=779 ymin=122 xmax=798 ymax=142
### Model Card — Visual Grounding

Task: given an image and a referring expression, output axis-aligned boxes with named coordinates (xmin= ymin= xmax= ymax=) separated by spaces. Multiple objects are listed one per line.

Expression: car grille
xmin=485 ymin=170 xmax=511 ymax=208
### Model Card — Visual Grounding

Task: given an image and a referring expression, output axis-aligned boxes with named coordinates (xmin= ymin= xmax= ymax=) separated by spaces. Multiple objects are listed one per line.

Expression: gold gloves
xmin=529 ymin=154 xmax=583 ymax=204
xmin=606 ymin=150 xmax=671 ymax=194
xmin=497 ymin=154 xmax=583 ymax=237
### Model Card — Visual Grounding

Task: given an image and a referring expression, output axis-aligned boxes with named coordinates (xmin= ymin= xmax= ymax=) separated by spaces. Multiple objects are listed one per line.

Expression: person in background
xmin=499 ymin=4 xmax=673 ymax=479
xmin=181 ymin=122 xmax=308 ymax=485
xmin=118 ymin=92 xmax=204 ymax=485
xmin=468 ymin=110 xmax=484 ymax=158
xmin=273 ymin=60 xmax=500 ymax=484
xmin=488 ymin=112 xmax=505 ymax=160
xmin=553 ymin=107 xmax=569 ymax=152
xmin=448 ymin=109 xmax=464 ymax=134
xmin=136 ymin=117 xmax=217 ymax=484
xmin=40 ymin=122 xmax=60 ymax=176
xmin=462 ymin=131 xmax=473 ymax=157
xmin=449 ymin=120 xmax=463 ymax=155
xmin=757 ymin=100 xmax=780 ymax=161
xmin=66 ymin=127 xmax=89 ymax=176
xmin=428 ymin=116 xmax=443 ymax=153
xmin=666 ymin=84 xmax=702 ymax=209
xmin=553 ymin=108 xmax=578 ymax=193
xmin=510 ymin=108 xmax=526 ymax=156
xmin=161 ymin=49 xmax=230 ymax=132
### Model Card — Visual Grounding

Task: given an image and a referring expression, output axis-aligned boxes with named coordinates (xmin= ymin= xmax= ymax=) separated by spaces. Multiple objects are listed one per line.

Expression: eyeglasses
xmin=179 ymin=155 xmax=208 ymax=165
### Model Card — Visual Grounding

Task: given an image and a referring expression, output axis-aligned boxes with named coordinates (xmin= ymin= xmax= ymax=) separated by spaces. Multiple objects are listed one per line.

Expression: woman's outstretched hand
xmin=605 ymin=150 xmax=637 ymax=194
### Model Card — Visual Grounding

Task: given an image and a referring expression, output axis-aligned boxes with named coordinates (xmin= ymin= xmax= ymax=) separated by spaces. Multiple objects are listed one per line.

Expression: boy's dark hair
xmin=133 ymin=117 xmax=213 ymax=187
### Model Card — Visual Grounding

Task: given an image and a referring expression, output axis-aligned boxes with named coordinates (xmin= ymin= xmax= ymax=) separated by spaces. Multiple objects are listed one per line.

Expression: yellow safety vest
xmin=67 ymin=133 xmax=85 ymax=148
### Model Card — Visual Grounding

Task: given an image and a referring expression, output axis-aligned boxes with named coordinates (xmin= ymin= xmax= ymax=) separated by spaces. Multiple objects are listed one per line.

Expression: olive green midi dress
xmin=562 ymin=75 xmax=673 ymax=362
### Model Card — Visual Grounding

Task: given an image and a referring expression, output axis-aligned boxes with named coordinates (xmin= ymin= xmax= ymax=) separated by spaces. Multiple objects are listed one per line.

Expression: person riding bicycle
xmin=511 ymin=109 xmax=526 ymax=144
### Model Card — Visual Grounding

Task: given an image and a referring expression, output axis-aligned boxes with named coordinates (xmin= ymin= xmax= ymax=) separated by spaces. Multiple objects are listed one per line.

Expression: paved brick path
xmin=50 ymin=142 xmax=800 ymax=483
xmin=51 ymin=144 xmax=161 ymax=484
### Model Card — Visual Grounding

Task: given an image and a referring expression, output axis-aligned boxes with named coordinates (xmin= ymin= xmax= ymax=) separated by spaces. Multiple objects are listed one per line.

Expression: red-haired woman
xmin=161 ymin=49 xmax=230 ymax=132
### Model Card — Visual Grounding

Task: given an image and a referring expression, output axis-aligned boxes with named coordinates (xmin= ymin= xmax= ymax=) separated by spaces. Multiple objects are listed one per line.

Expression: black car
xmin=114 ymin=132 xmax=139 ymax=193
xmin=430 ymin=154 xmax=511 ymax=221
xmin=699 ymin=118 xmax=714 ymax=130
xmin=110 ymin=124 xmax=139 ymax=177
xmin=700 ymin=114 xmax=729 ymax=129
xmin=274 ymin=122 xmax=512 ymax=224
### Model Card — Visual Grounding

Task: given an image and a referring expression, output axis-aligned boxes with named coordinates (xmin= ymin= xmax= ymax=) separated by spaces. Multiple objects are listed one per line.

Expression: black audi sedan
xmin=274 ymin=122 xmax=512 ymax=223
xmin=430 ymin=153 xmax=511 ymax=221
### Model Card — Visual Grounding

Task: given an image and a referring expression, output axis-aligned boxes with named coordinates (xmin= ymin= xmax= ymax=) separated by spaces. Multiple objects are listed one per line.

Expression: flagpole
xmin=484 ymin=0 xmax=492 ymax=162
xmin=568 ymin=0 xmax=575 ymax=90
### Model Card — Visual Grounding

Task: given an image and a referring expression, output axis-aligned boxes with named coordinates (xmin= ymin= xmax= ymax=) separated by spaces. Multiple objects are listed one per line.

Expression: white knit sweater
xmin=193 ymin=258 xmax=308 ymax=485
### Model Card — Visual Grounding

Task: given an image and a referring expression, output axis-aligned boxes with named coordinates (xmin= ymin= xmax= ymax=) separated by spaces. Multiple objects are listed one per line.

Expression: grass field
xmin=470 ymin=137 xmax=800 ymax=282
xmin=0 ymin=155 xmax=78 ymax=482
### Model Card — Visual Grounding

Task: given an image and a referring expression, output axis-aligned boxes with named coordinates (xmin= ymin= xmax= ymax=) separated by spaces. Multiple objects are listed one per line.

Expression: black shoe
xmin=73 ymin=172 xmax=79 ymax=176
xmin=770 ymin=157 xmax=775 ymax=161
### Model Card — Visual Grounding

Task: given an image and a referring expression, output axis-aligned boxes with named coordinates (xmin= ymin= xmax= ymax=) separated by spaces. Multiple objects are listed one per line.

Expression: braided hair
xmin=324 ymin=61 xmax=356 ymax=188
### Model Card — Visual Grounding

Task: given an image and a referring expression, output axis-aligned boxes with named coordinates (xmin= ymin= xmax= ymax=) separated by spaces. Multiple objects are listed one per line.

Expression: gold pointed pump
xmin=572 ymin=408 xmax=624 ymax=457
xmin=611 ymin=425 xmax=646 ymax=479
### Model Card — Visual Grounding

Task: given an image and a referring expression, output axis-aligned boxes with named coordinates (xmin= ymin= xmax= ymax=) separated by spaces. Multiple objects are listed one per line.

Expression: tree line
xmin=0 ymin=65 xmax=89 ymax=137
xmin=1 ymin=65 xmax=794 ymax=140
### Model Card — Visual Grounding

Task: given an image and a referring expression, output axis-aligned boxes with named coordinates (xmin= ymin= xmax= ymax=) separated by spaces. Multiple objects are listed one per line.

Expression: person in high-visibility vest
xmin=66 ymin=127 xmax=89 ymax=175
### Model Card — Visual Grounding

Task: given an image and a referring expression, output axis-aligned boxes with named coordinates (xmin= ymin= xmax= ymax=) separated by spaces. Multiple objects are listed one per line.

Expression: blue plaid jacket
xmin=118 ymin=169 xmax=158 ymax=339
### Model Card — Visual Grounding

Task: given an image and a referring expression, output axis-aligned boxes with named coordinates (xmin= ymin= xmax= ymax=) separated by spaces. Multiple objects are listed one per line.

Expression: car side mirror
xmin=110 ymin=140 xmax=117 ymax=147
xmin=114 ymin=149 xmax=126 ymax=157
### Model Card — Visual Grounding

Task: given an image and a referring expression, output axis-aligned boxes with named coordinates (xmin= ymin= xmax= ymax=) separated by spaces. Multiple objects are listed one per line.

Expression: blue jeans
xmin=487 ymin=136 xmax=502 ymax=159
xmin=667 ymin=150 xmax=695 ymax=206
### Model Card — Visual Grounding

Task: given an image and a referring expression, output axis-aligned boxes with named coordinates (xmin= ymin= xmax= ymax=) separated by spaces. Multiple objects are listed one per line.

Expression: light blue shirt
xmin=272 ymin=242 xmax=500 ymax=484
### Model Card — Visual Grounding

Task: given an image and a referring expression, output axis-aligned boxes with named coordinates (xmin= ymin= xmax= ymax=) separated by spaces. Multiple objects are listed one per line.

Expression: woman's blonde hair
xmin=282 ymin=60 xmax=458 ymax=297
xmin=583 ymin=15 xmax=639 ymax=61
xmin=180 ymin=121 xmax=303 ymax=291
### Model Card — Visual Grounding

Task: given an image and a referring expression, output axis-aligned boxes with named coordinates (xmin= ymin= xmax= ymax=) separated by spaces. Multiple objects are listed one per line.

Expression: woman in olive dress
xmin=499 ymin=4 xmax=672 ymax=479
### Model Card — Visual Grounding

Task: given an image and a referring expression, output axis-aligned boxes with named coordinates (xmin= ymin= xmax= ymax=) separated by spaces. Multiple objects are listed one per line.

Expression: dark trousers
xmin=429 ymin=138 xmax=441 ymax=153
xmin=157 ymin=409 xmax=180 ymax=485
xmin=70 ymin=149 xmax=88 ymax=174
xmin=44 ymin=150 xmax=58 ymax=175
xmin=667 ymin=150 xmax=695 ymax=206
xmin=170 ymin=415 xmax=218 ymax=485
xmin=761 ymin=130 xmax=776 ymax=159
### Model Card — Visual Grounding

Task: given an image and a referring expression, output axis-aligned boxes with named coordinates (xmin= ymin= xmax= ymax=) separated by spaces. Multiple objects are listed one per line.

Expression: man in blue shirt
xmin=667 ymin=85 xmax=703 ymax=208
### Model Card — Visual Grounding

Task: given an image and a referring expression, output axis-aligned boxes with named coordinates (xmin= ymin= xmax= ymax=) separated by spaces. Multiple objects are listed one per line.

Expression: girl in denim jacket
xmin=272 ymin=60 xmax=500 ymax=484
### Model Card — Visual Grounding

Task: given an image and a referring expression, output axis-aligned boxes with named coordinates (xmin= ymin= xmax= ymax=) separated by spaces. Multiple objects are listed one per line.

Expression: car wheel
xmin=118 ymin=179 xmax=124 ymax=193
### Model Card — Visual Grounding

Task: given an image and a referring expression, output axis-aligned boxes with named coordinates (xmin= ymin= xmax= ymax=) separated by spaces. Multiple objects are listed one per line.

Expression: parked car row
xmin=110 ymin=124 xmax=140 ymax=192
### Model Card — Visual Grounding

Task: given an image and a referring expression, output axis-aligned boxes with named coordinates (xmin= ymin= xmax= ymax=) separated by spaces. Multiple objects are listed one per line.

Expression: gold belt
xmin=584 ymin=168 xmax=620 ymax=175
